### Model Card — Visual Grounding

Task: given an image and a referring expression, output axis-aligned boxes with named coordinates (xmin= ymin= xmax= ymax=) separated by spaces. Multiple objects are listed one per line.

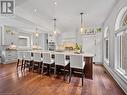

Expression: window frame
xmin=115 ymin=26 xmax=127 ymax=76
xmin=104 ymin=27 xmax=109 ymax=65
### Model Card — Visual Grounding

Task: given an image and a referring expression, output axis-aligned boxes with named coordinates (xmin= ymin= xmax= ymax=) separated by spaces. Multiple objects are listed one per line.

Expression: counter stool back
xmin=17 ymin=51 xmax=24 ymax=70
xmin=24 ymin=51 xmax=33 ymax=71
xmin=69 ymin=54 xmax=85 ymax=86
xmin=54 ymin=53 xmax=69 ymax=80
xmin=42 ymin=52 xmax=54 ymax=74
xmin=33 ymin=52 xmax=42 ymax=73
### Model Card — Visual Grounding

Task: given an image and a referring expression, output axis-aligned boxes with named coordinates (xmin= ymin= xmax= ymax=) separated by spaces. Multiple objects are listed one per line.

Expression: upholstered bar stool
xmin=17 ymin=51 xmax=24 ymax=70
xmin=33 ymin=52 xmax=43 ymax=73
xmin=69 ymin=54 xmax=85 ymax=86
xmin=23 ymin=51 xmax=33 ymax=71
xmin=54 ymin=53 xmax=70 ymax=80
xmin=42 ymin=52 xmax=55 ymax=74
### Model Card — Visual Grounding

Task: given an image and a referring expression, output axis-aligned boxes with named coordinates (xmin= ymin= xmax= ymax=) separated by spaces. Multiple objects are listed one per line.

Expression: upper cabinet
xmin=2 ymin=25 xmax=17 ymax=45
xmin=1 ymin=25 xmax=33 ymax=48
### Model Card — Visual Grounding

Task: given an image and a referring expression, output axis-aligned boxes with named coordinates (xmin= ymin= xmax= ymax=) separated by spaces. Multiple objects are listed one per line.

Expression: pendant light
xmin=80 ymin=12 xmax=84 ymax=33
xmin=35 ymin=25 xmax=39 ymax=37
xmin=53 ymin=18 xmax=57 ymax=34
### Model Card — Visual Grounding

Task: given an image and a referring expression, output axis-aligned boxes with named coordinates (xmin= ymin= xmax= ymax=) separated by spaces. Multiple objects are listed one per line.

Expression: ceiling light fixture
xmin=80 ymin=12 xmax=84 ymax=33
xmin=35 ymin=25 xmax=39 ymax=37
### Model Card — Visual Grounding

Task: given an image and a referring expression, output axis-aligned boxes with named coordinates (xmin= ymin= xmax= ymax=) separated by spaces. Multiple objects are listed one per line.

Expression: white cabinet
xmin=2 ymin=50 xmax=17 ymax=64
xmin=82 ymin=32 xmax=102 ymax=63
xmin=1 ymin=45 xmax=17 ymax=64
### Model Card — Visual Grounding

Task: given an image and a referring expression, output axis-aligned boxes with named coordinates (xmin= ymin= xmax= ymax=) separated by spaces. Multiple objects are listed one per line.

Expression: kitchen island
xmin=19 ymin=50 xmax=94 ymax=79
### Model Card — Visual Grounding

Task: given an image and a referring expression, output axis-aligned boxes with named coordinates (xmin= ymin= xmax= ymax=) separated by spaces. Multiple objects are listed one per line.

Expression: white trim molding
xmin=103 ymin=63 xmax=127 ymax=94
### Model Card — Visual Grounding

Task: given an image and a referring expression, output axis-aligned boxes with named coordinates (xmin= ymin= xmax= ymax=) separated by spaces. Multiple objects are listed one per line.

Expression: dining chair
xmin=69 ymin=54 xmax=85 ymax=86
xmin=33 ymin=52 xmax=43 ymax=73
xmin=42 ymin=52 xmax=55 ymax=74
xmin=54 ymin=53 xmax=70 ymax=80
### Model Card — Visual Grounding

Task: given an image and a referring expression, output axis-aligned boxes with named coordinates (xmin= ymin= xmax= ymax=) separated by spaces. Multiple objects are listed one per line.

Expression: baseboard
xmin=103 ymin=63 xmax=127 ymax=95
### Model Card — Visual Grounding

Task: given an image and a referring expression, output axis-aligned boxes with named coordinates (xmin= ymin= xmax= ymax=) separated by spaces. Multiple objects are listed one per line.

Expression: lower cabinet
xmin=84 ymin=57 xmax=93 ymax=79
xmin=2 ymin=50 xmax=17 ymax=64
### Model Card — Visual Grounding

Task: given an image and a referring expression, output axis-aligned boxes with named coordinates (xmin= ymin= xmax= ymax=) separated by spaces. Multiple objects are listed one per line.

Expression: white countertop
xmin=18 ymin=50 xmax=94 ymax=57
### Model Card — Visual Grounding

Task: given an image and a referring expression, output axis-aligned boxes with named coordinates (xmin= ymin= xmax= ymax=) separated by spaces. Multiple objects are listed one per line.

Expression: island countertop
xmin=29 ymin=50 xmax=94 ymax=57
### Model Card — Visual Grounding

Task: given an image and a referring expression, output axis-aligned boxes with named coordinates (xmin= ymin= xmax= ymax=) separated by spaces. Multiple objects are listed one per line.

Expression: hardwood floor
xmin=0 ymin=63 xmax=125 ymax=95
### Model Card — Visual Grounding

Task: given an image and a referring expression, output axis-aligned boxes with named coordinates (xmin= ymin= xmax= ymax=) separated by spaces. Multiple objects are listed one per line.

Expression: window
xmin=121 ymin=12 xmax=127 ymax=27
xmin=104 ymin=27 xmax=109 ymax=64
xmin=115 ymin=30 xmax=127 ymax=74
xmin=115 ymin=7 xmax=127 ymax=75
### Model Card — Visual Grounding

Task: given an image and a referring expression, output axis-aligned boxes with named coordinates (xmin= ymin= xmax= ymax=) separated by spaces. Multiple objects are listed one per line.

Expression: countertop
xmin=18 ymin=50 xmax=94 ymax=57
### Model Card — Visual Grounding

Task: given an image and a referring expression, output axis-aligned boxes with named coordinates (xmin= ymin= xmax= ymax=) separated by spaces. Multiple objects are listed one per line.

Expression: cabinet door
xmin=3 ymin=26 xmax=17 ymax=45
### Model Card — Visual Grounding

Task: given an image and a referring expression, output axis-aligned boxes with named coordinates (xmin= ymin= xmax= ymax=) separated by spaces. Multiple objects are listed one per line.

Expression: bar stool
xmin=17 ymin=51 xmax=24 ymax=70
xmin=33 ymin=52 xmax=42 ymax=73
xmin=69 ymin=54 xmax=85 ymax=86
xmin=24 ymin=51 xmax=33 ymax=71
xmin=42 ymin=52 xmax=55 ymax=74
xmin=54 ymin=53 xmax=69 ymax=80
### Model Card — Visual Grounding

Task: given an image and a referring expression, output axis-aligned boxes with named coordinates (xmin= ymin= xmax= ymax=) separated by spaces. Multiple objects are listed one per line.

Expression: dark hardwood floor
xmin=0 ymin=63 xmax=125 ymax=95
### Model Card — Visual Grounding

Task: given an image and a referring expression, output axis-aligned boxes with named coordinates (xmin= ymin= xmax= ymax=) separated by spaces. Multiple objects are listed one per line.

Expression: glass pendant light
xmin=80 ymin=12 xmax=84 ymax=33
xmin=53 ymin=18 xmax=57 ymax=34
xmin=35 ymin=25 xmax=39 ymax=37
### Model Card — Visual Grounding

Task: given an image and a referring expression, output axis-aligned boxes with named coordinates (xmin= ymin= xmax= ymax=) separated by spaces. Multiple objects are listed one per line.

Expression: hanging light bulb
xmin=80 ymin=12 xmax=84 ymax=33
xmin=80 ymin=27 xmax=83 ymax=33
xmin=35 ymin=32 xmax=39 ymax=37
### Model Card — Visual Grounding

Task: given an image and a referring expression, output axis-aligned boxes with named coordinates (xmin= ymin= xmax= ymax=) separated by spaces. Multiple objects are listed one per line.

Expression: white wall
xmin=0 ymin=27 xmax=2 ymax=45
xmin=62 ymin=31 xmax=77 ymax=43
xmin=103 ymin=0 xmax=127 ymax=93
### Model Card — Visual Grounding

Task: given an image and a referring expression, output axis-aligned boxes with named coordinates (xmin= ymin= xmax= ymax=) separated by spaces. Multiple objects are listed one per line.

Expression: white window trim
xmin=115 ymin=7 xmax=127 ymax=31
xmin=104 ymin=26 xmax=109 ymax=64
xmin=115 ymin=68 xmax=127 ymax=82
xmin=115 ymin=26 xmax=127 ymax=78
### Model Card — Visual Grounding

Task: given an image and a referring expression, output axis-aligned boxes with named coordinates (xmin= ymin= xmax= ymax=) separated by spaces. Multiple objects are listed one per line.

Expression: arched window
xmin=115 ymin=7 xmax=127 ymax=75
xmin=104 ymin=27 xmax=109 ymax=65
xmin=115 ymin=7 xmax=127 ymax=31
xmin=121 ymin=12 xmax=127 ymax=27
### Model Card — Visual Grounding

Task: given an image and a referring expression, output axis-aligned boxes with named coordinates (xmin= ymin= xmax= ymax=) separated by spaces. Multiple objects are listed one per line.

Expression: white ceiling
xmin=2 ymin=0 xmax=117 ymax=33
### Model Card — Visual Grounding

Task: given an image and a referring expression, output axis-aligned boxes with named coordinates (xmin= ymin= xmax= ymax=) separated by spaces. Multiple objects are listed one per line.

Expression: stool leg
xmin=41 ymin=63 xmax=44 ymax=74
xmin=17 ymin=59 xmax=20 ymax=69
xmin=82 ymin=69 xmax=84 ymax=86
xmin=54 ymin=65 xmax=56 ymax=75
xmin=69 ymin=68 xmax=72 ymax=83
xmin=63 ymin=66 xmax=65 ymax=81
xmin=21 ymin=59 xmax=24 ymax=70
